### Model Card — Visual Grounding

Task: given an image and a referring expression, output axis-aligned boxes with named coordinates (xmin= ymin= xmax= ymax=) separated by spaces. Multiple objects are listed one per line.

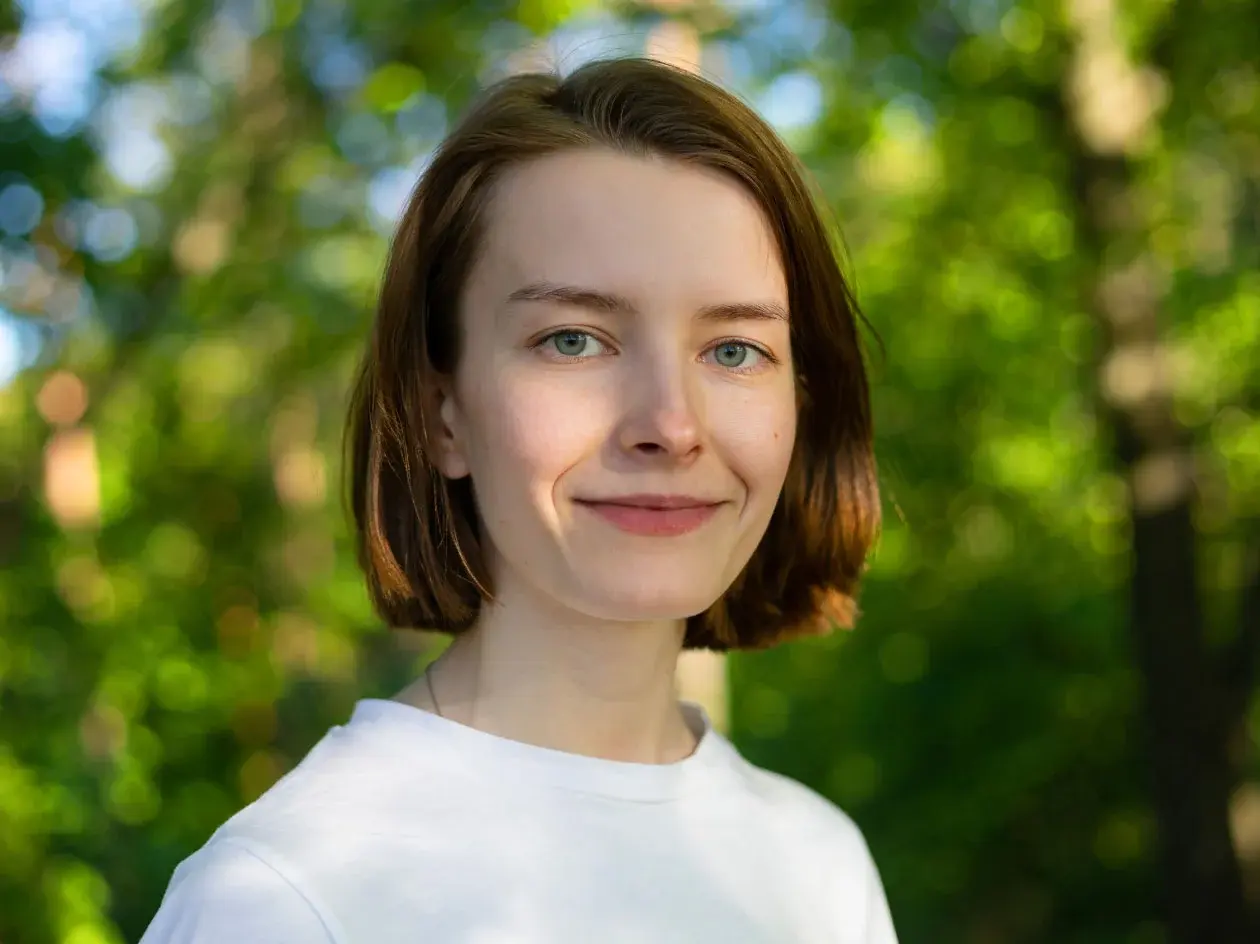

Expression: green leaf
xmin=362 ymin=63 xmax=427 ymax=114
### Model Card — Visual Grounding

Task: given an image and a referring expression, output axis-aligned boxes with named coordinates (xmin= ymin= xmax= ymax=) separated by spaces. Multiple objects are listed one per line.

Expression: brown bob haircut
xmin=345 ymin=56 xmax=880 ymax=652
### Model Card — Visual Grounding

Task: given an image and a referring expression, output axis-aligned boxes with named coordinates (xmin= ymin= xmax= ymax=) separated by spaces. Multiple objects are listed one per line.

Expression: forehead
xmin=473 ymin=149 xmax=787 ymax=303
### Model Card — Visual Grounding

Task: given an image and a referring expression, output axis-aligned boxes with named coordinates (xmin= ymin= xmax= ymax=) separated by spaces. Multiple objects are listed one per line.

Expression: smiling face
xmin=432 ymin=148 xmax=797 ymax=622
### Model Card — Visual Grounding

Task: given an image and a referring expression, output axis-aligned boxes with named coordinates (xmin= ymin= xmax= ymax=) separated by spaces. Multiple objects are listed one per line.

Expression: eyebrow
xmin=505 ymin=281 xmax=789 ymax=323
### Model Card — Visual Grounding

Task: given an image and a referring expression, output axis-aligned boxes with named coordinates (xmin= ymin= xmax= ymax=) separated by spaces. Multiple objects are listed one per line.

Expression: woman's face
xmin=435 ymin=148 xmax=797 ymax=622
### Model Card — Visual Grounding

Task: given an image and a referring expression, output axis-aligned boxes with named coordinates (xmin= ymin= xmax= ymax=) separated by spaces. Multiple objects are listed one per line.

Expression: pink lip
xmin=574 ymin=495 xmax=725 ymax=537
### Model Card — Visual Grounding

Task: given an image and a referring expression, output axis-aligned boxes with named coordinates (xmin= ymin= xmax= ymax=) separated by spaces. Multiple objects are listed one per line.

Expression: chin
xmin=566 ymin=569 xmax=727 ymax=623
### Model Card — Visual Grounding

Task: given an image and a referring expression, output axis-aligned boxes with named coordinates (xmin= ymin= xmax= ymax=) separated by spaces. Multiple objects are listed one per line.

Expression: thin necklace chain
xmin=425 ymin=664 xmax=442 ymax=718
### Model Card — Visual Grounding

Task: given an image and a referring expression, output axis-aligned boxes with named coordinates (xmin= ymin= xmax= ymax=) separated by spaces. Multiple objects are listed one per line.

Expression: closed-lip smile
xmin=574 ymin=494 xmax=726 ymax=536
xmin=580 ymin=494 xmax=722 ymax=509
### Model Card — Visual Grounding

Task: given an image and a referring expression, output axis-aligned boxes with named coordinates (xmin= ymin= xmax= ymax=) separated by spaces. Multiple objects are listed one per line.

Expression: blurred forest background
xmin=1 ymin=0 xmax=1258 ymax=941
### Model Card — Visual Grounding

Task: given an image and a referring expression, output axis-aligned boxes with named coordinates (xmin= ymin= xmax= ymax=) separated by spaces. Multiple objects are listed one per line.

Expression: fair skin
xmin=393 ymin=148 xmax=797 ymax=764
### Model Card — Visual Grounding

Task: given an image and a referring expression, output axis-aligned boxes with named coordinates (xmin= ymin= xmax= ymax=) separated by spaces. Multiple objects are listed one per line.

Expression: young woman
xmin=141 ymin=56 xmax=897 ymax=943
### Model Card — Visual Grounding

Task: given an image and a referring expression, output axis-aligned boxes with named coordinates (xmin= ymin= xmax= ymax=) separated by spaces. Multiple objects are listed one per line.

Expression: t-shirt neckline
xmin=346 ymin=697 xmax=726 ymax=803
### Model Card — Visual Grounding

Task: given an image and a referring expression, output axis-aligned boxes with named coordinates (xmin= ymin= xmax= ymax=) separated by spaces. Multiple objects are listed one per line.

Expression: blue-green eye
xmin=709 ymin=341 xmax=768 ymax=370
xmin=714 ymin=342 xmax=749 ymax=367
xmin=544 ymin=331 xmax=605 ymax=358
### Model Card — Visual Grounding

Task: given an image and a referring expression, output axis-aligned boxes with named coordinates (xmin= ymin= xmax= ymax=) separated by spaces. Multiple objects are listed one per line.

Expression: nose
xmin=615 ymin=358 xmax=703 ymax=461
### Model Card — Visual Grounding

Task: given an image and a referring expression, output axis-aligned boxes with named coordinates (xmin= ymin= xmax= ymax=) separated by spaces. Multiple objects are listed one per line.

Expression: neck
xmin=395 ymin=582 xmax=698 ymax=764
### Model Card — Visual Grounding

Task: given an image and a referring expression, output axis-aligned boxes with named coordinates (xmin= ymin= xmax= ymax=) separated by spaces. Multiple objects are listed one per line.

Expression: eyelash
xmin=532 ymin=329 xmax=780 ymax=374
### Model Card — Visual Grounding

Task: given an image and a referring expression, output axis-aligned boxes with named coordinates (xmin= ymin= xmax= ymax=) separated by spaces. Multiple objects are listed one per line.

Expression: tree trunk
xmin=1058 ymin=1 xmax=1252 ymax=933
xmin=1065 ymin=103 xmax=1253 ymax=944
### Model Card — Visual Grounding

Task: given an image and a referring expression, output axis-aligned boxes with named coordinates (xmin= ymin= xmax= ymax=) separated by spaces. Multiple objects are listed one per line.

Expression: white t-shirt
xmin=140 ymin=699 xmax=898 ymax=943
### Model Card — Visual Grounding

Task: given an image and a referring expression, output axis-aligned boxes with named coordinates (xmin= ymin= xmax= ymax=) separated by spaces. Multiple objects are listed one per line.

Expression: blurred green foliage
xmin=1 ymin=0 xmax=1258 ymax=942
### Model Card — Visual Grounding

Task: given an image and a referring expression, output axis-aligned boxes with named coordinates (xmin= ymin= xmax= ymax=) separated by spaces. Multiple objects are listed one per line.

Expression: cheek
xmin=465 ymin=371 xmax=610 ymax=502
xmin=708 ymin=384 xmax=798 ymax=495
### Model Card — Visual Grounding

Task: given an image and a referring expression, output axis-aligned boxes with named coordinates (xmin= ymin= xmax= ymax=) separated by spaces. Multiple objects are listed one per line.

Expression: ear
xmin=428 ymin=376 xmax=471 ymax=480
